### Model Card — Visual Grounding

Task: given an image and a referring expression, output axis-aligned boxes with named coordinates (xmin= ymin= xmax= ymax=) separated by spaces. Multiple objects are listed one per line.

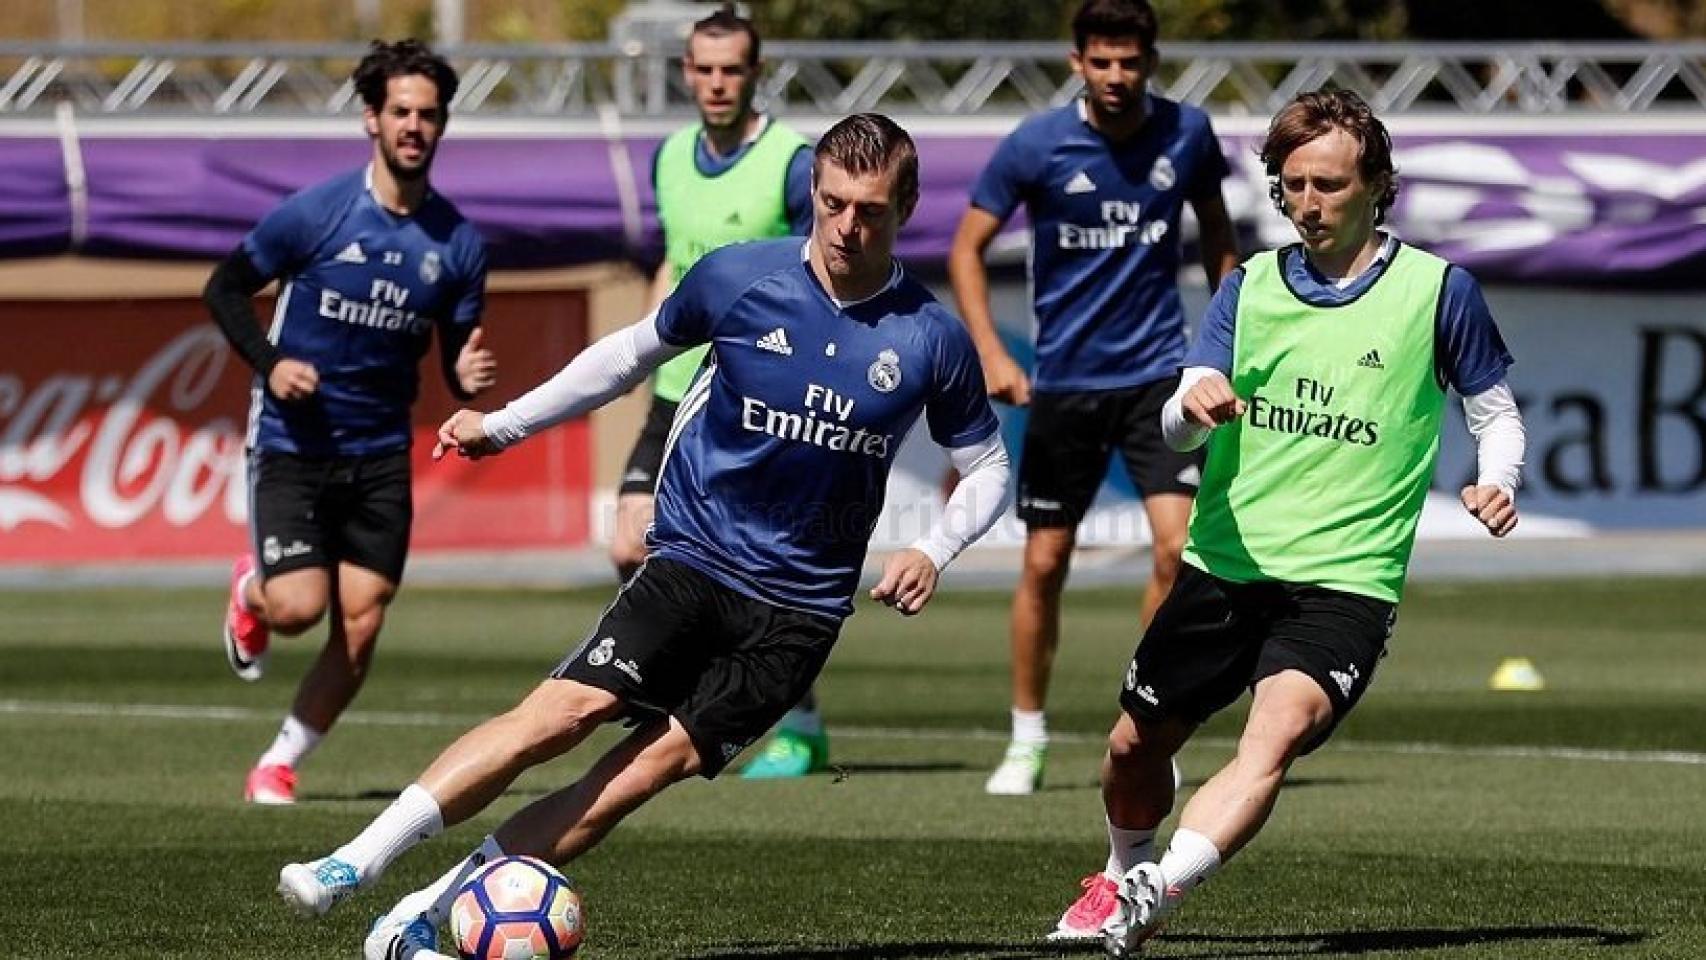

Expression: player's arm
xmin=1439 ymin=266 xmax=1523 ymax=537
xmin=948 ymin=207 xmax=1029 ymax=406
xmin=1160 ymin=267 xmax=1244 ymax=450
xmin=203 ymin=246 xmax=319 ymax=402
xmin=1162 ymin=366 xmax=1244 ymax=452
xmin=1189 ymin=189 xmax=1240 ymax=291
xmin=872 ymin=432 xmax=1012 ymax=616
xmin=1459 ymin=381 xmax=1523 ymax=538
xmin=436 ymin=239 xmax=496 ymax=401
xmin=435 ymin=311 xmax=687 ymax=460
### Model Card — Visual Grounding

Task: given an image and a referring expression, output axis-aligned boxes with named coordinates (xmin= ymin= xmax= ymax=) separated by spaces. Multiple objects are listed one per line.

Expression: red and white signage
xmin=0 ymin=293 xmax=591 ymax=564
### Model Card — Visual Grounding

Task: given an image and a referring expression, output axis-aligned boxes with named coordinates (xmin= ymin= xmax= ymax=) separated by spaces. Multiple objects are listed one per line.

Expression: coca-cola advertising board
xmin=0 ymin=289 xmax=591 ymax=564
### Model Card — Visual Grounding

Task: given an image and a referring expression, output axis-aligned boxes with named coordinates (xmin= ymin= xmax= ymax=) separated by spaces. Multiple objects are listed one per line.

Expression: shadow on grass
xmin=686 ymin=925 xmax=1644 ymax=959
xmin=1165 ymin=925 xmax=1646 ymax=956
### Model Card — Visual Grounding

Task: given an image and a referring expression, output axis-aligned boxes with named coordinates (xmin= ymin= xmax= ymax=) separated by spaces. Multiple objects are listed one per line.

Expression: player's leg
xmin=740 ymin=685 xmax=829 ymax=780
xmin=246 ymin=453 xmax=409 ymax=805
xmin=224 ymin=451 xmax=334 ymax=682
xmin=281 ymin=676 xmax=624 ymax=918
xmin=1106 ymin=584 xmax=1393 ymax=958
xmin=1137 ymin=494 xmax=1192 ymax=625
xmin=281 ymin=556 xmax=712 ymax=918
xmin=991 ymin=391 xmax=1110 ymax=795
xmin=363 ymin=718 xmax=690 ymax=960
xmin=1051 ymin=564 xmax=1241 ymax=942
xmin=366 ymin=566 xmax=836 ymax=958
xmin=610 ymin=395 xmax=676 ymax=580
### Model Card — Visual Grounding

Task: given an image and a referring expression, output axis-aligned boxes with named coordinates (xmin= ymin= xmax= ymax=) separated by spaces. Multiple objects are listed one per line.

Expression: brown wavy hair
xmin=1260 ymin=89 xmax=1399 ymax=225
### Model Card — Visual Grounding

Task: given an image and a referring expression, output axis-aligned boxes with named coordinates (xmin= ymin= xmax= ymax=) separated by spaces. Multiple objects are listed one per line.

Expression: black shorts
xmin=618 ymin=396 xmax=678 ymax=496
xmin=551 ymin=557 xmax=840 ymax=778
xmin=1017 ymin=378 xmax=1203 ymax=528
xmin=1119 ymin=563 xmax=1396 ymax=755
xmin=247 ymin=449 xmax=413 ymax=583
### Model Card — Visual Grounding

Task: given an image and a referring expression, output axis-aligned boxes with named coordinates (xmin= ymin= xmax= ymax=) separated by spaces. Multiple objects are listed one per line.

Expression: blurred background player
xmin=1062 ymin=89 xmax=1525 ymax=953
xmin=205 ymin=39 xmax=496 ymax=806
xmin=609 ymin=3 xmax=829 ymax=781
xmin=948 ymin=0 xmax=1240 ymax=797
xmin=274 ymin=114 xmax=1012 ymax=960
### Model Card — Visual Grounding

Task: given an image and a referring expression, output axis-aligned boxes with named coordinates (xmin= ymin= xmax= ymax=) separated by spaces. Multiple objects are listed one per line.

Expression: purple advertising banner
xmin=4 ymin=128 xmax=1706 ymax=286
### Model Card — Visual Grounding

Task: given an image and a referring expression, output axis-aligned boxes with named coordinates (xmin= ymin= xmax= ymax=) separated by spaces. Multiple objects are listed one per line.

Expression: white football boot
xmin=1103 ymin=862 xmax=1173 ymax=958
xmin=365 ymin=911 xmax=455 ymax=960
xmin=277 ymin=857 xmax=362 ymax=917
xmin=984 ymin=741 xmax=1046 ymax=795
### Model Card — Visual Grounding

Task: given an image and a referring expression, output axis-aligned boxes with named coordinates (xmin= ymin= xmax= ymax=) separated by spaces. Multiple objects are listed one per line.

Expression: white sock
xmin=386 ymin=835 xmax=507 ymax=928
xmin=778 ymin=707 xmax=824 ymax=737
xmin=1010 ymin=707 xmax=1047 ymax=746
xmin=1158 ymin=827 xmax=1222 ymax=897
xmin=256 ymin=714 xmax=322 ymax=770
xmin=330 ymin=784 xmax=445 ymax=882
xmin=1103 ymin=821 xmax=1157 ymax=880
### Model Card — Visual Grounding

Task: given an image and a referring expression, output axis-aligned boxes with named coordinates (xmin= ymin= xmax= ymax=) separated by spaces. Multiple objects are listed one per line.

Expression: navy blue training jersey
xmin=1186 ymin=239 xmax=1514 ymax=395
xmin=651 ymin=239 xmax=1000 ymax=619
xmin=242 ymin=165 xmax=488 ymax=456
xmin=971 ymin=97 xmax=1230 ymax=393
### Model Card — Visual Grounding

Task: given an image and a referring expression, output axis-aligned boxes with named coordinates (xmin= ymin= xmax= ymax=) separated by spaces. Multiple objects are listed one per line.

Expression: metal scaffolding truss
xmin=5 ymin=40 xmax=1706 ymax=117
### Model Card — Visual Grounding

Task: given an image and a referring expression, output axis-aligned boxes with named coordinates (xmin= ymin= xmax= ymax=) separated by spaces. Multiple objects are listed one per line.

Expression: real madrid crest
xmin=1149 ymin=155 xmax=1176 ymax=192
xmin=868 ymin=348 xmax=901 ymax=393
xmin=420 ymin=249 xmax=442 ymax=285
xmin=587 ymin=636 xmax=615 ymax=666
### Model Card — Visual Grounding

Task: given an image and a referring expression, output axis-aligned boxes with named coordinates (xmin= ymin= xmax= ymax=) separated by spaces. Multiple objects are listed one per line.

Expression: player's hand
xmin=433 ymin=408 xmax=498 ymax=461
xmin=455 ymin=327 xmax=498 ymax=395
xmin=1180 ymin=372 xmax=1246 ymax=428
xmin=1461 ymin=484 xmax=1518 ymax=538
xmin=267 ymin=358 xmax=319 ymax=402
xmin=870 ymin=548 xmax=940 ymax=616
xmin=982 ymin=353 xmax=1031 ymax=407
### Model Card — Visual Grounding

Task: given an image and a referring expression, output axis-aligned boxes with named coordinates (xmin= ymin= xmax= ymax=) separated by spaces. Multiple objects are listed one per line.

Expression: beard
xmin=379 ymin=139 xmax=433 ymax=182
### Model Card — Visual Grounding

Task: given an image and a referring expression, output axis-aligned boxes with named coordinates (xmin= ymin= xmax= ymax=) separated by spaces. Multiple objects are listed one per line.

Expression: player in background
xmin=274 ymin=114 xmax=1013 ymax=960
xmin=1068 ymin=89 xmax=1525 ymax=955
xmin=204 ymin=39 xmax=496 ymax=806
xmin=948 ymin=0 xmax=1240 ymax=803
xmin=610 ymin=2 xmax=829 ymax=781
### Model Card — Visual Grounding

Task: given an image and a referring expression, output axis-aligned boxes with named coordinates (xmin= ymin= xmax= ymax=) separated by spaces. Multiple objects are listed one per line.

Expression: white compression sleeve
xmin=1160 ymin=366 xmax=1221 ymax=452
xmin=481 ymin=311 xmax=684 ymax=449
xmin=908 ymin=432 xmax=1012 ymax=572
xmin=1462 ymin=379 xmax=1525 ymax=496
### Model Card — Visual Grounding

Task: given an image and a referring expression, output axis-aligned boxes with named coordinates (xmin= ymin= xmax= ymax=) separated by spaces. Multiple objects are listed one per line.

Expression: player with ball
xmin=275 ymin=113 xmax=1011 ymax=960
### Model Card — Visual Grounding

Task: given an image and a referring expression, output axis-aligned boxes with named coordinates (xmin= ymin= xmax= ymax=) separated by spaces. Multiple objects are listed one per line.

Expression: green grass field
xmin=3 ymin=577 xmax=1704 ymax=959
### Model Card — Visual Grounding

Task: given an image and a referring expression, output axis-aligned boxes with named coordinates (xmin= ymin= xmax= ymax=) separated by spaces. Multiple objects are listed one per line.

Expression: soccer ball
xmin=449 ymin=855 xmax=584 ymax=960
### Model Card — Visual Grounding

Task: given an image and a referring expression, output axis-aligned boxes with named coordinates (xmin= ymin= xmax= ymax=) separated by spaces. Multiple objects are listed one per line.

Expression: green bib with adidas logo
xmin=650 ymin=119 xmax=808 ymax=402
xmin=1181 ymin=242 xmax=1449 ymax=602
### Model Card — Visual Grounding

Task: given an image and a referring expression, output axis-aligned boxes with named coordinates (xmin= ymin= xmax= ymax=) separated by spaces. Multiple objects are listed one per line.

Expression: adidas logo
xmin=334 ymin=241 xmax=367 ymax=264
xmin=1329 ymin=664 xmax=1360 ymax=697
xmin=724 ymin=211 xmax=742 ymax=226
xmin=1064 ymin=170 xmax=1097 ymax=195
xmin=1357 ymin=349 xmax=1385 ymax=370
xmin=756 ymin=327 xmax=793 ymax=356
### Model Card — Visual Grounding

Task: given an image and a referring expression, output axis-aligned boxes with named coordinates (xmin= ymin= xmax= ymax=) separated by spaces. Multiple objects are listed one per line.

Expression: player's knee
xmin=1108 ymin=714 xmax=1171 ymax=767
xmin=1022 ymin=537 xmax=1074 ymax=589
xmin=508 ymin=682 xmax=621 ymax=753
xmin=266 ymin=595 xmax=326 ymax=634
xmin=1150 ymin=531 xmax=1187 ymax=579
xmin=635 ymin=738 xmax=701 ymax=793
xmin=1238 ymin=704 xmax=1328 ymax=770
xmin=340 ymin=605 xmax=386 ymax=648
